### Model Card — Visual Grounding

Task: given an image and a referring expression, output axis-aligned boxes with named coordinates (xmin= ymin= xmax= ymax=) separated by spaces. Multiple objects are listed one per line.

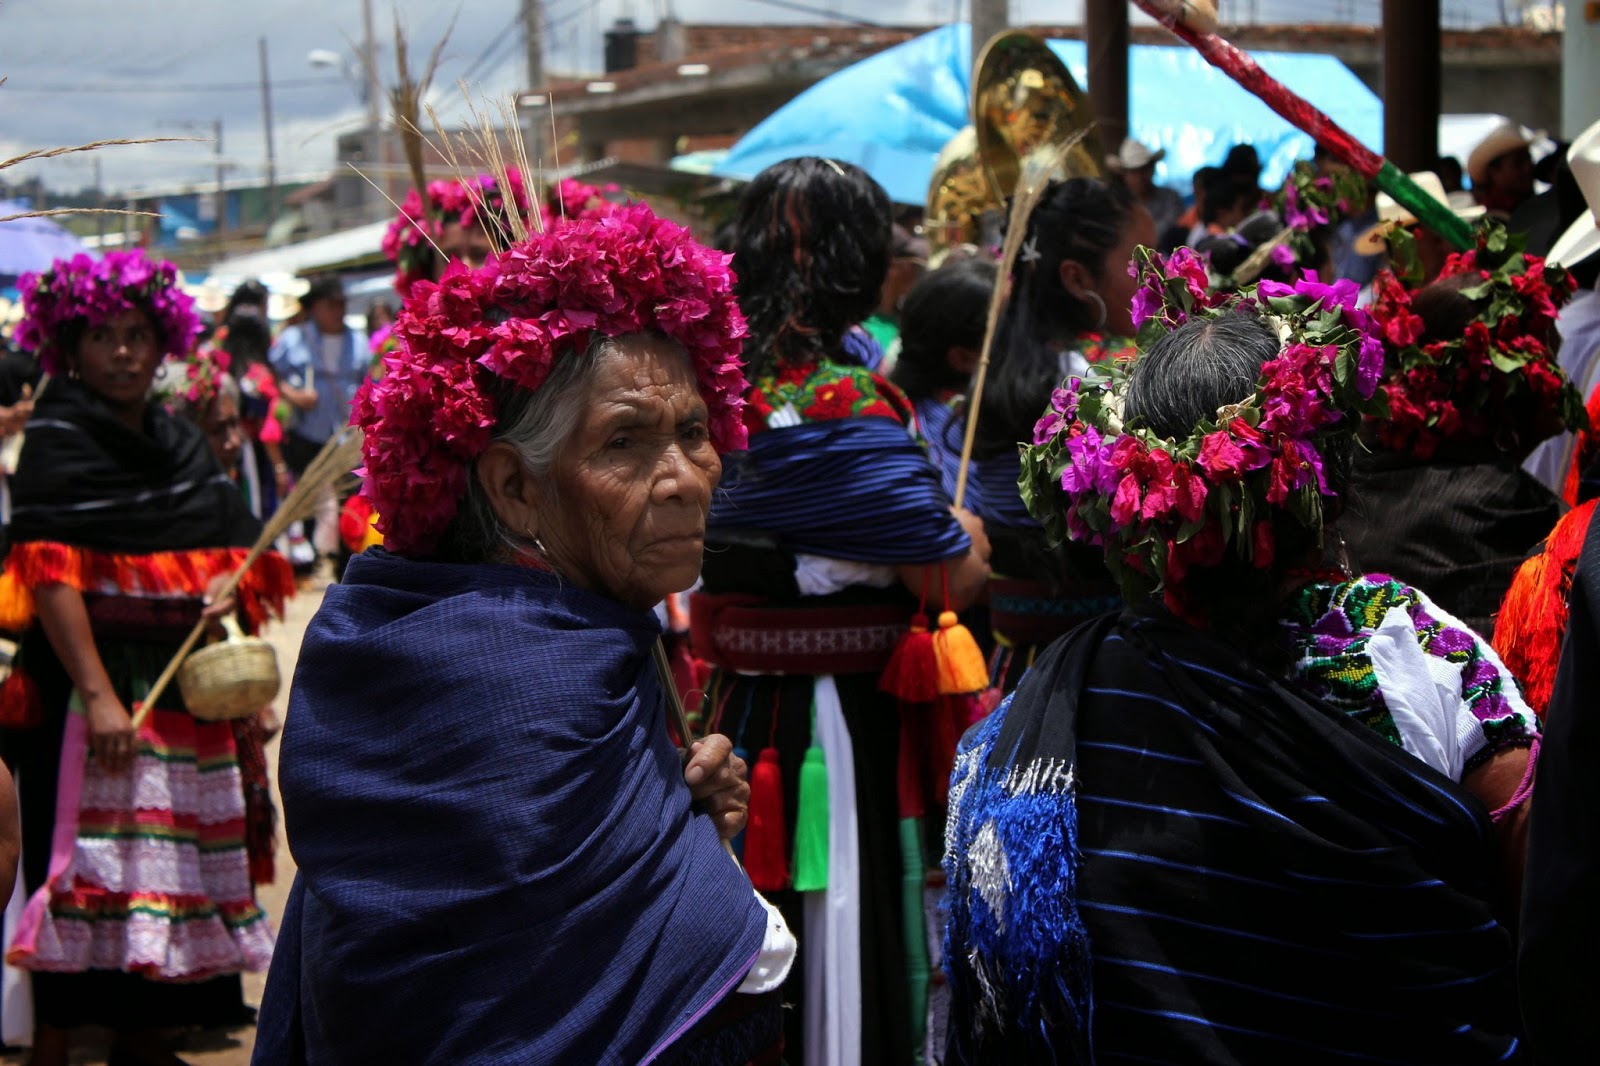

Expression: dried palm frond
xmin=953 ymin=129 xmax=1090 ymax=509
xmin=0 ymin=137 xmax=199 ymax=173
xmin=132 ymin=426 xmax=365 ymax=729
xmin=0 ymin=207 xmax=157 ymax=225
xmin=390 ymin=7 xmax=458 ymax=202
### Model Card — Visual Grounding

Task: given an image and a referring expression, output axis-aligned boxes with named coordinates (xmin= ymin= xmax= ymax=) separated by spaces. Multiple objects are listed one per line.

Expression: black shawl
xmin=9 ymin=376 xmax=259 ymax=553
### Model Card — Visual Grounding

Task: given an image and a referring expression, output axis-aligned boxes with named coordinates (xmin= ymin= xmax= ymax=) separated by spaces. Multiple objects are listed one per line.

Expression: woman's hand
xmin=202 ymin=574 xmax=238 ymax=638
xmin=85 ymin=691 xmax=138 ymax=774
xmin=683 ymin=734 xmax=749 ymax=841
xmin=0 ymin=397 xmax=32 ymax=438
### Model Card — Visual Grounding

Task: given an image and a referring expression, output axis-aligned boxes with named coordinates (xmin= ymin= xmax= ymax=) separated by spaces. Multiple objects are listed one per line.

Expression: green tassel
xmin=792 ymin=742 xmax=830 ymax=892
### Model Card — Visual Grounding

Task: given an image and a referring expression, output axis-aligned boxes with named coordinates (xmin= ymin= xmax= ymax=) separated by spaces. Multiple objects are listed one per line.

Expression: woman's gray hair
xmin=434 ymin=333 xmax=622 ymax=563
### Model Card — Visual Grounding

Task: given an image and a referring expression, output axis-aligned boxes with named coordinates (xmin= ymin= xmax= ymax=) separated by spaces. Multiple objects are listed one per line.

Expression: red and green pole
xmin=1130 ymin=0 xmax=1473 ymax=251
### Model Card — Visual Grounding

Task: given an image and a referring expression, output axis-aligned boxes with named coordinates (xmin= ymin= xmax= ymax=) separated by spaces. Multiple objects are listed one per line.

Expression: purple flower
xmin=1356 ymin=332 xmax=1385 ymax=397
xmin=1257 ymin=279 xmax=1297 ymax=301
xmin=1060 ymin=425 xmax=1119 ymax=498
xmin=1269 ymin=243 xmax=1298 ymax=270
xmin=1283 ymin=186 xmax=1329 ymax=231
xmin=1293 ymin=270 xmax=1360 ymax=313
xmin=1130 ymin=284 xmax=1163 ymax=328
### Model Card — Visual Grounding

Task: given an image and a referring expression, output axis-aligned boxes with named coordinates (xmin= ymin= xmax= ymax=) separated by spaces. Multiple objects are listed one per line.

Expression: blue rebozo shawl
xmin=254 ymin=552 xmax=768 ymax=1066
xmin=710 ymin=416 xmax=969 ymax=562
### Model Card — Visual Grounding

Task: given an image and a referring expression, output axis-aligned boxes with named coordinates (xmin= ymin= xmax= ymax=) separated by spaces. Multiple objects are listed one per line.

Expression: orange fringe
xmin=1493 ymin=499 xmax=1597 ymax=718
xmin=0 ymin=541 xmax=294 ymax=635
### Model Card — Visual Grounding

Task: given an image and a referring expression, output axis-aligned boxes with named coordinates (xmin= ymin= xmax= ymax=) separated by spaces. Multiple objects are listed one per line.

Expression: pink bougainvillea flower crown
xmin=355 ymin=201 xmax=750 ymax=558
xmin=1367 ymin=222 xmax=1585 ymax=461
xmin=382 ymin=169 xmax=535 ymax=297
xmin=156 ymin=346 xmax=232 ymax=416
xmin=16 ymin=250 xmax=202 ymax=376
xmin=382 ymin=170 xmax=624 ymax=298
xmin=1021 ymin=246 xmax=1387 ymax=618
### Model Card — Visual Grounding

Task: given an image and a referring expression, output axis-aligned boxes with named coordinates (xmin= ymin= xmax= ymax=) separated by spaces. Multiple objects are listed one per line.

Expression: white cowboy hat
xmin=1548 ymin=119 xmax=1600 ymax=270
xmin=1354 ymin=171 xmax=1487 ymax=255
xmin=1467 ymin=118 xmax=1543 ymax=186
xmin=1105 ymin=137 xmax=1166 ymax=172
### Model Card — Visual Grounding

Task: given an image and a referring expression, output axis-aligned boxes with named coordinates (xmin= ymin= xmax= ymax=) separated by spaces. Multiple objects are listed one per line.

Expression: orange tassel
xmin=933 ymin=610 xmax=988 ymax=695
xmin=743 ymin=747 xmax=790 ymax=892
xmin=880 ymin=612 xmax=940 ymax=703
xmin=1494 ymin=499 xmax=1596 ymax=718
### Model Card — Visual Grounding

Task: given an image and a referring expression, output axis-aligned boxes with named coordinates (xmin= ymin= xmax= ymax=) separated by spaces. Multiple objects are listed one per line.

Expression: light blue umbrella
xmin=715 ymin=23 xmax=1383 ymax=205
xmin=0 ymin=199 xmax=88 ymax=277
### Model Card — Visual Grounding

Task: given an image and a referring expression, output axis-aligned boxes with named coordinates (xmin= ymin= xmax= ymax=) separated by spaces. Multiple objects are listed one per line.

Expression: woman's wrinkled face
xmin=536 ymin=336 xmax=721 ymax=611
xmin=74 ymin=307 xmax=160 ymax=415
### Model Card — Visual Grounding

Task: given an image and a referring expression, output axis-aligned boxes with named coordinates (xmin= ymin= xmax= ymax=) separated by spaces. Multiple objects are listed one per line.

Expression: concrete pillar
xmin=1564 ymin=4 xmax=1600 ymax=139
xmin=1382 ymin=0 xmax=1441 ymax=171
xmin=1085 ymin=0 xmax=1130 ymax=152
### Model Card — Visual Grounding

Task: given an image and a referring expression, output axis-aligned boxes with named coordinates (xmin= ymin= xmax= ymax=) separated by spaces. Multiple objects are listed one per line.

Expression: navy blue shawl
xmin=254 ymin=552 xmax=767 ymax=1065
xmin=709 ymin=416 xmax=969 ymax=563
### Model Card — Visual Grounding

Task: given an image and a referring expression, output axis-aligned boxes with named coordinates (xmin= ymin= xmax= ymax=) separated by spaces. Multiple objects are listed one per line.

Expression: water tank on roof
xmin=605 ymin=18 xmax=640 ymax=73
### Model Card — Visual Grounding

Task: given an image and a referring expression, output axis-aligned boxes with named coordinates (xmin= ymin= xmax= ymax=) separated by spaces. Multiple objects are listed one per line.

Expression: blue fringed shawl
xmin=254 ymin=552 xmax=767 ymax=1065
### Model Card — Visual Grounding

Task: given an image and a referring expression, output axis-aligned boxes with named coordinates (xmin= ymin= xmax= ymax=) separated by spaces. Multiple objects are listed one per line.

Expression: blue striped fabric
xmin=710 ymin=415 xmax=970 ymax=563
xmin=968 ymin=448 xmax=1039 ymax=530
xmin=913 ymin=395 xmax=966 ymax=506
xmin=944 ymin=611 xmax=1524 ymax=1064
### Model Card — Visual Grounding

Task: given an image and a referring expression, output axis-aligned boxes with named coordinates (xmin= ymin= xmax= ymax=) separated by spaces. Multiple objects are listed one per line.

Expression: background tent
xmin=715 ymin=23 xmax=1384 ymax=206
xmin=0 ymin=200 xmax=87 ymax=279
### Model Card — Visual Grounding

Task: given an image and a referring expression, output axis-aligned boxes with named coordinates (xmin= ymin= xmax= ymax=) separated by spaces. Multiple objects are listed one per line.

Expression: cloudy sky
xmin=1 ymin=0 xmax=1516 ymax=195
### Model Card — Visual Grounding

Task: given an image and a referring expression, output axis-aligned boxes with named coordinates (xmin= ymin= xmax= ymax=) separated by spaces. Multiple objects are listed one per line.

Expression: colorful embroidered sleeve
xmin=742 ymin=355 xmax=916 ymax=436
xmin=1284 ymin=576 xmax=1539 ymax=778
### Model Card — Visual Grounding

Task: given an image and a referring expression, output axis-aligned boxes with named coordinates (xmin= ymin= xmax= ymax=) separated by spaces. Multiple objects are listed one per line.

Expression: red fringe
xmin=880 ymin=614 xmax=939 ymax=703
xmin=1493 ymin=500 xmax=1596 ymax=718
xmin=1 ymin=541 xmax=294 ymax=635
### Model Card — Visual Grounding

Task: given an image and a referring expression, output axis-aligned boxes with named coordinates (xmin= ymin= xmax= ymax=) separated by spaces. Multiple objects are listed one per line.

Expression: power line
xmin=3 ymin=77 xmax=346 ymax=95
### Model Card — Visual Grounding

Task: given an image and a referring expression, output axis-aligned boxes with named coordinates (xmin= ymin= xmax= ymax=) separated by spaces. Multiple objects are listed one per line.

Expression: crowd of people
xmin=0 ymin=104 xmax=1593 ymax=1065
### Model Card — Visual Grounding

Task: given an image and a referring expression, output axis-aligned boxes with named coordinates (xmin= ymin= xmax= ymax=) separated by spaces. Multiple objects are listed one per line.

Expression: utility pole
xmin=523 ymin=0 xmax=547 ymax=171
xmin=362 ymin=0 xmax=389 ymax=212
xmin=213 ymin=119 xmax=227 ymax=235
xmin=970 ymin=0 xmax=1007 ymax=75
xmin=1381 ymin=0 xmax=1440 ymax=172
xmin=259 ymin=37 xmax=279 ymax=226
xmin=1086 ymin=0 xmax=1130 ymax=154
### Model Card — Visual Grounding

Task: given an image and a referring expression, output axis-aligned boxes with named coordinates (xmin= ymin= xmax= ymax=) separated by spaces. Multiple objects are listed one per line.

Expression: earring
xmin=1084 ymin=291 xmax=1109 ymax=333
xmin=525 ymin=528 xmax=547 ymax=555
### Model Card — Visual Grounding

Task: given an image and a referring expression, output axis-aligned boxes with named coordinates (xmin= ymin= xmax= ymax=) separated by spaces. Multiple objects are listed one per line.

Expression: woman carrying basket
xmin=0 ymin=252 xmax=293 ymax=1066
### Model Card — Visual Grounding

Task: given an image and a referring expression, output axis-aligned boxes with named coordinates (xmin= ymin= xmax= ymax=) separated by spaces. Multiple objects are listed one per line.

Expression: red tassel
xmin=1494 ymin=499 xmax=1596 ymax=718
xmin=897 ymin=711 xmax=926 ymax=819
xmin=744 ymin=747 xmax=790 ymax=892
xmin=0 ymin=667 xmax=42 ymax=729
xmin=880 ymin=613 xmax=940 ymax=703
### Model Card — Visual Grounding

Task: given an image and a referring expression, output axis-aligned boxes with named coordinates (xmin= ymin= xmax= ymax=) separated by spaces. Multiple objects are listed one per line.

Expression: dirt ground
xmin=2 ymin=587 xmax=324 ymax=1066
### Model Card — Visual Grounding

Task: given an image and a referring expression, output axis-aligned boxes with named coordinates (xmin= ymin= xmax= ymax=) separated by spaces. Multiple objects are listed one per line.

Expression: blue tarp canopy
xmin=0 ymin=199 xmax=87 ymax=278
xmin=715 ymin=23 xmax=1384 ymax=206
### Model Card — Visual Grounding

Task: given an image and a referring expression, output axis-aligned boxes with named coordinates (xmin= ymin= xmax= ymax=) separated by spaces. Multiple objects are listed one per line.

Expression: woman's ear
xmin=476 ymin=442 xmax=543 ymax=539
xmin=1058 ymin=259 xmax=1094 ymax=302
xmin=946 ymin=345 xmax=981 ymax=375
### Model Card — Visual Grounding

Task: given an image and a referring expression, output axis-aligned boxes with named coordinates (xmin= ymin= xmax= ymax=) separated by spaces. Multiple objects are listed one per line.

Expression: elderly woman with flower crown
xmin=944 ymin=256 xmax=1537 ymax=1063
xmin=0 ymin=251 xmax=293 ymax=1066
xmin=254 ymin=203 xmax=794 ymax=1065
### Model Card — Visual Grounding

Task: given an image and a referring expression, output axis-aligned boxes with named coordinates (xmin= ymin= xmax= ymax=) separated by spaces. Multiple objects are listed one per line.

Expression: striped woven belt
xmin=689 ymin=592 xmax=907 ymax=676
xmin=987 ymin=575 xmax=1120 ymax=650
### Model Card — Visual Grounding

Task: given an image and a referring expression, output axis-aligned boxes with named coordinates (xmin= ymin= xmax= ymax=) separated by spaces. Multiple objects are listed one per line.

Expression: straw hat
xmin=1354 ymin=171 xmax=1487 ymax=255
xmin=1548 ymin=119 xmax=1600 ymax=270
xmin=1106 ymin=137 xmax=1166 ymax=172
xmin=1467 ymin=118 xmax=1543 ymax=186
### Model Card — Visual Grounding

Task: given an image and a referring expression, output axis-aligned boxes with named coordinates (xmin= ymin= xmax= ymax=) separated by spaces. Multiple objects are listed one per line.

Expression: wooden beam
xmin=1086 ymin=0 xmax=1131 ymax=153
xmin=1382 ymin=0 xmax=1441 ymax=172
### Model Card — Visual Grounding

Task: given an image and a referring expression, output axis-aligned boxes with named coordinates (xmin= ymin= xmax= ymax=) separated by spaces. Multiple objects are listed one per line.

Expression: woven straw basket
xmin=177 ymin=614 xmax=281 ymax=721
